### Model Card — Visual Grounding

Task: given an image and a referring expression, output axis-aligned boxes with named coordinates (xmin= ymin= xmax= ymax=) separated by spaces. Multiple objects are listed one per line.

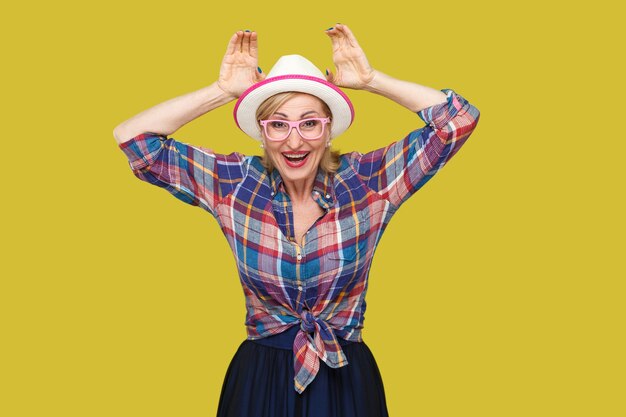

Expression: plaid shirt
xmin=118 ymin=88 xmax=480 ymax=393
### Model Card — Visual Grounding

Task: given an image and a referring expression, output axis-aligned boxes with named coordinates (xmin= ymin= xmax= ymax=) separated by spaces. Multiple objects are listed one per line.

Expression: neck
xmin=282 ymin=175 xmax=315 ymax=204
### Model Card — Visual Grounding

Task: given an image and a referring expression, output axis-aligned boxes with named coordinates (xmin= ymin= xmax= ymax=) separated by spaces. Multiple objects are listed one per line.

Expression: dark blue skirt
xmin=216 ymin=325 xmax=389 ymax=417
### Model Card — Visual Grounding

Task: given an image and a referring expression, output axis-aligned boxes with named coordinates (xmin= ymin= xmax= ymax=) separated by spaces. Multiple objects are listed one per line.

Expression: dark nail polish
xmin=326 ymin=27 xmax=334 ymax=31
xmin=244 ymin=29 xmax=251 ymax=32
xmin=257 ymin=67 xmax=262 ymax=74
xmin=325 ymin=69 xmax=329 ymax=75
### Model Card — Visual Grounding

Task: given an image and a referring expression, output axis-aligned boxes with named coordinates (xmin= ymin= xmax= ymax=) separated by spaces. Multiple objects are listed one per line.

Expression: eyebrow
xmin=272 ymin=110 xmax=319 ymax=119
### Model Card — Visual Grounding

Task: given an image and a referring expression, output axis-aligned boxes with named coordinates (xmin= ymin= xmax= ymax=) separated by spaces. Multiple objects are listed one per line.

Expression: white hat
xmin=234 ymin=55 xmax=355 ymax=141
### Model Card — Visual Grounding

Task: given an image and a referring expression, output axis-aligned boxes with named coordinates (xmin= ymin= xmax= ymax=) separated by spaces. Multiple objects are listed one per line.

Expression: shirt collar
xmin=269 ymin=168 xmax=334 ymax=204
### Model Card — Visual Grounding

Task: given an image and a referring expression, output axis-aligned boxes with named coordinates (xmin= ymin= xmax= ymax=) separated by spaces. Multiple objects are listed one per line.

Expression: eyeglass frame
xmin=259 ymin=117 xmax=331 ymax=141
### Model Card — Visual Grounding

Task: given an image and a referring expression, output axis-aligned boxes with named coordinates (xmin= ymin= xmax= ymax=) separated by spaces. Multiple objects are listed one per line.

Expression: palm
xmin=325 ymin=24 xmax=374 ymax=89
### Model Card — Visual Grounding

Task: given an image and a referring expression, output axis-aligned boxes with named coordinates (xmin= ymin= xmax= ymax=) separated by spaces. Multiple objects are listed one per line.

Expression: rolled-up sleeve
xmin=118 ymin=132 xmax=247 ymax=216
xmin=350 ymin=89 xmax=480 ymax=209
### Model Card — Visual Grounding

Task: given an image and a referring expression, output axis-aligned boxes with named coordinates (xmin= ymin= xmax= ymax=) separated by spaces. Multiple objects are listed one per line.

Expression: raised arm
xmin=114 ymin=31 xmax=267 ymax=216
xmin=325 ymin=24 xmax=480 ymax=209
xmin=113 ymin=30 xmax=265 ymax=145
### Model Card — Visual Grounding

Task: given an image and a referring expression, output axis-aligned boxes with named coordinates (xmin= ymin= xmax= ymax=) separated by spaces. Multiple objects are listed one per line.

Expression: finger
xmin=242 ymin=30 xmax=251 ymax=54
xmin=330 ymin=25 xmax=349 ymax=50
xmin=225 ymin=32 xmax=239 ymax=56
xmin=249 ymin=31 xmax=259 ymax=58
xmin=325 ymin=26 xmax=339 ymax=39
xmin=325 ymin=27 xmax=341 ymax=51
xmin=336 ymin=24 xmax=361 ymax=49
xmin=325 ymin=68 xmax=335 ymax=84
xmin=235 ymin=31 xmax=244 ymax=53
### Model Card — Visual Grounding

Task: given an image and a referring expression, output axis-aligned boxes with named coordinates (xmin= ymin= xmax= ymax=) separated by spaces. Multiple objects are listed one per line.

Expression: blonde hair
xmin=256 ymin=92 xmax=341 ymax=174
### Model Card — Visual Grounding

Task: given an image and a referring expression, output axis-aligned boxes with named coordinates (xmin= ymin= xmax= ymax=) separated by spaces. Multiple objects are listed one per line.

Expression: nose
xmin=285 ymin=125 xmax=305 ymax=148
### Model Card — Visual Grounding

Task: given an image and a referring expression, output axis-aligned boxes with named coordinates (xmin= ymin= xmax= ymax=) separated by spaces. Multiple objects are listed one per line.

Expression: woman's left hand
xmin=324 ymin=24 xmax=376 ymax=90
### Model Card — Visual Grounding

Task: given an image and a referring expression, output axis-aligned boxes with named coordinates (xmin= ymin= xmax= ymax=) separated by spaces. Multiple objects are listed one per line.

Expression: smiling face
xmin=259 ymin=93 xmax=331 ymax=186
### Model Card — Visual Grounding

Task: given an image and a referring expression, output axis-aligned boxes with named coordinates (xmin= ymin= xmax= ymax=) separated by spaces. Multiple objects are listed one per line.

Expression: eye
xmin=301 ymin=119 xmax=320 ymax=129
xmin=270 ymin=121 xmax=288 ymax=129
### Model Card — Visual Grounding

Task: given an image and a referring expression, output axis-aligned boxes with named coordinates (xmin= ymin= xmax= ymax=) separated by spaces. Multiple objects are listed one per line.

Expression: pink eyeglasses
xmin=259 ymin=117 xmax=331 ymax=141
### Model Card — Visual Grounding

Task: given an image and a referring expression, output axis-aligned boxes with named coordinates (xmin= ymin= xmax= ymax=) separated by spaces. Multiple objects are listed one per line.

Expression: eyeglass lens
xmin=266 ymin=119 xmax=325 ymax=141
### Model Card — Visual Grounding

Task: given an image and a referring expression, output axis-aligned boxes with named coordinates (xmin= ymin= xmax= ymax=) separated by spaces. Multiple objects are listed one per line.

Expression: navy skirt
xmin=216 ymin=325 xmax=389 ymax=417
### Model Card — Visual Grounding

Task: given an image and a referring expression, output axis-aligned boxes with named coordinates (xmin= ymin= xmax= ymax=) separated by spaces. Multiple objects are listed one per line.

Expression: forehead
xmin=275 ymin=93 xmax=327 ymax=114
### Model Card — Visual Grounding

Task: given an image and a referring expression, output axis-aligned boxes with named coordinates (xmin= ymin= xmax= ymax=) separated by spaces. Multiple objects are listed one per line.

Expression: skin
xmin=261 ymin=93 xmax=331 ymax=245
xmin=113 ymin=24 xmax=448 ymax=243
xmin=262 ymin=94 xmax=330 ymax=193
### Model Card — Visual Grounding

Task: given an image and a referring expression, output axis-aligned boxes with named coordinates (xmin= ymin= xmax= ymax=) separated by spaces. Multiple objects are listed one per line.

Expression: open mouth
xmin=282 ymin=152 xmax=310 ymax=168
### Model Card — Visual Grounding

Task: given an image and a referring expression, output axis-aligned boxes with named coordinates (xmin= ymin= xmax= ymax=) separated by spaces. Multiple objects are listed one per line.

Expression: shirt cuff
xmin=417 ymin=89 xmax=470 ymax=129
xmin=118 ymin=132 xmax=167 ymax=171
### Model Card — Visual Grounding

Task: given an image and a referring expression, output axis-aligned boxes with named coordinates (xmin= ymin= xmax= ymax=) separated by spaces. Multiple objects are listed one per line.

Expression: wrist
xmin=214 ymin=80 xmax=238 ymax=102
xmin=361 ymin=69 xmax=384 ymax=93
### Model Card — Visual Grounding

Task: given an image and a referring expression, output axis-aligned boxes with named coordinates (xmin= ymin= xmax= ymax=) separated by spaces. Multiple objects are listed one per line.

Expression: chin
xmin=277 ymin=163 xmax=317 ymax=181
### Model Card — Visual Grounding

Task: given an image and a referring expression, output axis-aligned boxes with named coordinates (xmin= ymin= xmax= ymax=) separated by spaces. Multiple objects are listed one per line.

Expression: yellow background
xmin=2 ymin=0 xmax=624 ymax=416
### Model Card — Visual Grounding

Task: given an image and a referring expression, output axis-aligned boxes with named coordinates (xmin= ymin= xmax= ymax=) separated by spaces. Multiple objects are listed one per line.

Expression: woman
xmin=114 ymin=24 xmax=480 ymax=417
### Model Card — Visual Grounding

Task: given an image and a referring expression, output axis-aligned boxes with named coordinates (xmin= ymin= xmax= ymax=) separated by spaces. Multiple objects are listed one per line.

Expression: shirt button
xmin=270 ymin=191 xmax=275 ymax=196
xmin=298 ymin=285 xmax=303 ymax=291
xmin=325 ymin=194 xmax=331 ymax=199
xmin=296 ymin=254 xmax=302 ymax=261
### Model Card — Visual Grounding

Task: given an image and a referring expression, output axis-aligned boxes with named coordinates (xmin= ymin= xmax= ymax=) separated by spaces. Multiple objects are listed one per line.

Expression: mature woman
xmin=114 ymin=24 xmax=480 ymax=417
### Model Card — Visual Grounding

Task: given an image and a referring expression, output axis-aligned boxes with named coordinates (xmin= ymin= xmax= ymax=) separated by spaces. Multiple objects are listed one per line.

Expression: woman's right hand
xmin=217 ymin=31 xmax=265 ymax=99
